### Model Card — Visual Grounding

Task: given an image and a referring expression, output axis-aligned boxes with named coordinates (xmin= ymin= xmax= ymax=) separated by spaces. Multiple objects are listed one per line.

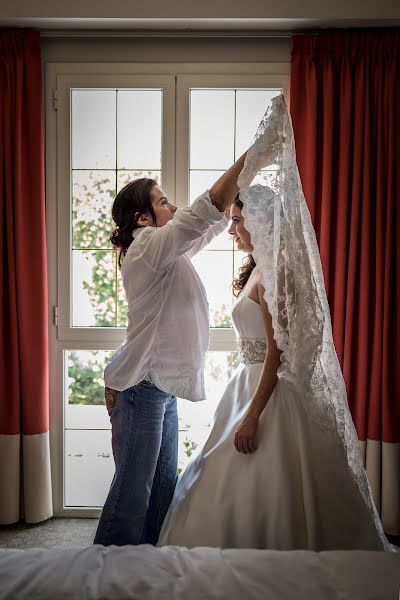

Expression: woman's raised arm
xmin=209 ymin=152 xmax=247 ymax=213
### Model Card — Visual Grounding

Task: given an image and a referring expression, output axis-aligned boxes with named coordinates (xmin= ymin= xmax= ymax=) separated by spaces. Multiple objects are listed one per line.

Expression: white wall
xmin=41 ymin=37 xmax=291 ymax=64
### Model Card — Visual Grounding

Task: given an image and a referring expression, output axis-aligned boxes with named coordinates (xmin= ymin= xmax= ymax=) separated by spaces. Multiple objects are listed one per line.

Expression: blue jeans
xmin=94 ymin=380 xmax=178 ymax=546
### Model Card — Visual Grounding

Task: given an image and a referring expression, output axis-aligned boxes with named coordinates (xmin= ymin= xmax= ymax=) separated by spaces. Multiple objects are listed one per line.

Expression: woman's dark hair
xmin=110 ymin=178 xmax=157 ymax=268
xmin=231 ymin=196 xmax=256 ymax=297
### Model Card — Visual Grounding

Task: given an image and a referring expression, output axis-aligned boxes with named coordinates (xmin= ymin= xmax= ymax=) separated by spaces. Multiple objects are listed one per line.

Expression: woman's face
xmin=228 ymin=203 xmax=254 ymax=253
xmin=150 ymin=186 xmax=177 ymax=226
xmin=136 ymin=185 xmax=177 ymax=228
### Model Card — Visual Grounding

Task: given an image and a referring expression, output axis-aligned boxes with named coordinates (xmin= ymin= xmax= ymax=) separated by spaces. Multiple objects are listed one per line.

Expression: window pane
xmin=71 ymin=90 xmax=116 ymax=169
xmin=65 ymin=430 xmax=114 ymax=507
xmin=70 ymin=90 xmax=164 ymax=330
xmin=190 ymin=90 xmax=235 ymax=170
xmin=189 ymin=169 xmax=224 ymax=203
xmin=235 ymin=89 xmax=281 ymax=158
xmin=65 ymin=350 xmax=111 ymax=407
xmin=189 ymin=170 xmax=232 ymax=250
xmin=117 ymin=90 xmax=162 ymax=170
xmin=191 ymin=250 xmax=234 ymax=328
xmin=64 ymin=350 xmax=240 ymax=505
xmin=65 ymin=349 xmax=113 ymax=429
xmin=117 ymin=268 xmax=128 ymax=328
xmin=72 ymin=170 xmax=115 ymax=250
xmin=117 ymin=170 xmax=161 ymax=193
xmin=72 ymin=250 xmax=116 ymax=327
xmin=205 ymin=231 xmax=233 ymax=252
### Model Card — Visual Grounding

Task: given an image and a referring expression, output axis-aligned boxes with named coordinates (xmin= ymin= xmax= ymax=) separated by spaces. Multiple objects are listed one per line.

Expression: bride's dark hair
xmin=232 ymin=196 xmax=256 ymax=297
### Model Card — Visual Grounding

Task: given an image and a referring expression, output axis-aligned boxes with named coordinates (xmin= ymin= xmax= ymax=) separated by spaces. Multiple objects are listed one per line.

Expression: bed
xmin=0 ymin=544 xmax=399 ymax=599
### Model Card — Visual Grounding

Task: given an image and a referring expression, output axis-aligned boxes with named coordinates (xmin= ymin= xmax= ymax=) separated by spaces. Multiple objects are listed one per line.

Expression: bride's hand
xmin=234 ymin=414 xmax=259 ymax=454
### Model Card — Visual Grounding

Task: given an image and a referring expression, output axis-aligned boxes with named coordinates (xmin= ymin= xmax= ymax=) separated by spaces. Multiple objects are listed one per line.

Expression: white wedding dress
xmin=159 ymin=94 xmax=391 ymax=552
xmin=158 ymin=282 xmax=388 ymax=551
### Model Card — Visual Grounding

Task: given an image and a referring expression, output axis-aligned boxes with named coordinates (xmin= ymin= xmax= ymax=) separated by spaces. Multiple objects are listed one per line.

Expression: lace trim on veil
xmin=237 ymin=94 xmax=390 ymax=551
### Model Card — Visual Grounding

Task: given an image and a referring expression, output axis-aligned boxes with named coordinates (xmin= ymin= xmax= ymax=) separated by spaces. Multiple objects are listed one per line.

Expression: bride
xmin=158 ymin=95 xmax=391 ymax=552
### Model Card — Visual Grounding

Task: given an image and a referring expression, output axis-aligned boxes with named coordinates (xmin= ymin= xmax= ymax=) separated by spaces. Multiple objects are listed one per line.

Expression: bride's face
xmin=228 ymin=203 xmax=254 ymax=253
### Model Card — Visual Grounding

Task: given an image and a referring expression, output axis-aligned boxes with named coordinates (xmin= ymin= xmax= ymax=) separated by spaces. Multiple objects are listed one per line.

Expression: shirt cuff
xmin=191 ymin=190 xmax=226 ymax=225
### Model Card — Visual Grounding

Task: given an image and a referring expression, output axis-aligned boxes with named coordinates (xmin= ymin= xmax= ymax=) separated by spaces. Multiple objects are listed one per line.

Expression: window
xmin=187 ymin=86 xmax=282 ymax=328
xmin=46 ymin=64 xmax=288 ymax=514
xmin=71 ymin=89 xmax=163 ymax=329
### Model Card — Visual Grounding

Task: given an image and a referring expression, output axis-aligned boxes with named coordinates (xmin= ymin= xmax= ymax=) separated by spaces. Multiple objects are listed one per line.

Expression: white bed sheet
xmin=0 ymin=545 xmax=399 ymax=599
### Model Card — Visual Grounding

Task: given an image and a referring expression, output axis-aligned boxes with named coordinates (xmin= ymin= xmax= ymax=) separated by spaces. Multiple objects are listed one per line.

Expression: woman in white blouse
xmin=94 ymin=153 xmax=246 ymax=547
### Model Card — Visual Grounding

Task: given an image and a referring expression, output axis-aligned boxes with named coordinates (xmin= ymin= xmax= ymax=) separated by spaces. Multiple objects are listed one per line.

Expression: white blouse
xmin=104 ymin=191 xmax=228 ymax=401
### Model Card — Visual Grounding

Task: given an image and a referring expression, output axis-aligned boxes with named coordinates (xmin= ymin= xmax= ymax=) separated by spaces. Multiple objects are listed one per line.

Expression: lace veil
xmin=237 ymin=94 xmax=390 ymax=551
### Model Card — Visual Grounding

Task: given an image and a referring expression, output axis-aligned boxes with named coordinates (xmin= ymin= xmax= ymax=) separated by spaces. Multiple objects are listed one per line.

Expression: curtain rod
xmin=39 ymin=29 xmax=309 ymax=39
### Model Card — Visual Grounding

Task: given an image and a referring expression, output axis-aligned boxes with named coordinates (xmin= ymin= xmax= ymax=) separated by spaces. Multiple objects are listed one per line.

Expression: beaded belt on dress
xmin=237 ymin=337 xmax=267 ymax=364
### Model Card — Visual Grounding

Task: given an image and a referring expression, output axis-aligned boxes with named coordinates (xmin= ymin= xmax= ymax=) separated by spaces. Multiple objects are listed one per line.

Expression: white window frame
xmin=46 ymin=63 xmax=289 ymax=516
xmin=176 ymin=73 xmax=289 ymax=351
xmin=54 ymin=72 xmax=175 ymax=344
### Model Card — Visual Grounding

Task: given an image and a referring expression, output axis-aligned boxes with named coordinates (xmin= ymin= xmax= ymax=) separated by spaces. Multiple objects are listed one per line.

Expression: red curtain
xmin=290 ymin=31 xmax=399 ymax=533
xmin=0 ymin=31 xmax=52 ymax=523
